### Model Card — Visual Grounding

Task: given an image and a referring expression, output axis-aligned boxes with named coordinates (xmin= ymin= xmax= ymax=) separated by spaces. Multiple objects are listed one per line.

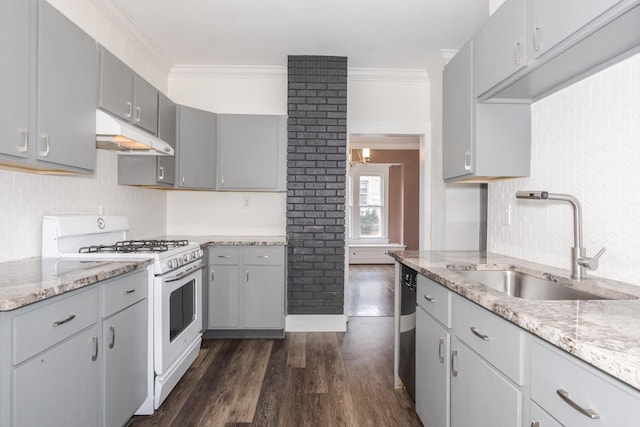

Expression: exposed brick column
xmin=287 ymin=55 xmax=347 ymax=315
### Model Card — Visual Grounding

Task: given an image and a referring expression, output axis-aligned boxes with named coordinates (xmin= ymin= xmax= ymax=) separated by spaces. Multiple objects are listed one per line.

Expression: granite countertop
xmin=162 ymin=235 xmax=288 ymax=246
xmin=0 ymin=257 xmax=153 ymax=311
xmin=388 ymin=250 xmax=640 ymax=391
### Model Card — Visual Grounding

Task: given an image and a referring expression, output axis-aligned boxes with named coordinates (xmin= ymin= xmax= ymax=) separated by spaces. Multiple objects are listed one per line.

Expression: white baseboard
xmin=285 ymin=315 xmax=348 ymax=332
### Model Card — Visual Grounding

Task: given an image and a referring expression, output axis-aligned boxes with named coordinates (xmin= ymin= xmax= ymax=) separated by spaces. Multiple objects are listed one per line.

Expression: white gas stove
xmin=42 ymin=215 xmax=204 ymax=414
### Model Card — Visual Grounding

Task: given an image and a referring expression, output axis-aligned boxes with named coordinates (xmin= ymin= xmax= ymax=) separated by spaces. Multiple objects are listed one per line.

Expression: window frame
xmin=348 ymin=163 xmax=390 ymax=244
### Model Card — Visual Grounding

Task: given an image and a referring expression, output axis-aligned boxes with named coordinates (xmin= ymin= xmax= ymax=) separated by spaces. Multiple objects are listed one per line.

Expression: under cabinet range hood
xmin=95 ymin=110 xmax=174 ymax=156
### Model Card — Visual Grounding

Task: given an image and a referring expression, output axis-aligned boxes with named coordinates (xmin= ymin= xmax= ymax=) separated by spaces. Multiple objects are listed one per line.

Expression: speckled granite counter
xmin=0 ymin=257 xmax=152 ymax=311
xmin=163 ymin=235 xmax=287 ymax=246
xmin=388 ymin=250 xmax=640 ymax=391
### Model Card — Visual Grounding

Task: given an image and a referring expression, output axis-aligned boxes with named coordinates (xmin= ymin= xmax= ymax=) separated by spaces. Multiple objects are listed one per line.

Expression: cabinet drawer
xmin=208 ymin=247 xmax=240 ymax=264
xmin=530 ymin=401 xmax=562 ymax=427
xmin=531 ymin=339 xmax=640 ymax=426
xmin=243 ymin=246 xmax=284 ymax=266
xmin=101 ymin=269 xmax=148 ymax=318
xmin=417 ymin=275 xmax=451 ymax=327
xmin=13 ymin=287 xmax=98 ymax=365
xmin=453 ymin=295 xmax=525 ymax=385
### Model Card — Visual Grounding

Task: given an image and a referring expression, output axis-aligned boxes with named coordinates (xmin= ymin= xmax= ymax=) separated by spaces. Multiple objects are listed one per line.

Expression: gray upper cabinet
xmin=0 ymin=0 xmax=30 ymax=161
xmin=443 ymin=41 xmax=531 ymax=182
xmin=217 ymin=114 xmax=287 ymax=191
xmin=36 ymin=0 xmax=97 ymax=172
xmin=118 ymin=93 xmax=176 ymax=187
xmin=473 ymin=0 xmax=527 ymax=98
xmin=176 ymin=105 xmax=217 ymax=190
xmin=98 ymin=46 xmax=158 ymax=135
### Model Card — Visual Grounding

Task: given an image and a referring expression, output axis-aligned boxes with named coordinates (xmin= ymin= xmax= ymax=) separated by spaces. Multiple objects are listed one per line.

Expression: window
xmin=349 ymin=164 xmax=389 ymax=243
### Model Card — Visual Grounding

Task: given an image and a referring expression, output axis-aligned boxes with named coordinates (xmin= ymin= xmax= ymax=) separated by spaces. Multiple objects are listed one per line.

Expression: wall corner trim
xmin=285 ymin=315 xmax=348 ymax=332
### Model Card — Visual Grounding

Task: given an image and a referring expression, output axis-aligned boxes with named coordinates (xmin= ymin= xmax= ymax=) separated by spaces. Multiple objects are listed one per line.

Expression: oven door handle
xmin=165 ymin=263 xmax=205 ymax=282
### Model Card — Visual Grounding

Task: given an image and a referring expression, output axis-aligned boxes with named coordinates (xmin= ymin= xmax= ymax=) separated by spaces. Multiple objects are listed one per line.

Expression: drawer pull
xmin=91 ymin=336 xmax=98 ymax=362
xmin=217 ymin=255 xmax=230 ymax=258
xmin=531 ymin=422 xmax=540 ymax=427
xmin=52 ymin=314 xmax=76 ymax=327
xmin=424 ymin=295 xmax=436 ymax=302
xmin=257 ymin=255 xmax=270 ymax=259
xmin=451 ymin=348 xmax=459 ymax=377
xmin=556 ymin=389 xmax=600 ymax=419
xmin=470 ymin=326 xmax=490 ymax=341
xmin=109 ymin=325 xmax=116 ymax=349
xmin=123 ymin=289 xmax=136 ymax=295
xmin=438 ymin=337 xmax=445 ymax=363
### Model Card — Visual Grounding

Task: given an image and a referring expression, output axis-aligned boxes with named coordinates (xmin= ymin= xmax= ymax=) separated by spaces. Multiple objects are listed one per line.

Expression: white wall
xmin=0 ymin=0 xmax=169 ymax=263
xmin=488 ymin=52 xmax=640 ymax=285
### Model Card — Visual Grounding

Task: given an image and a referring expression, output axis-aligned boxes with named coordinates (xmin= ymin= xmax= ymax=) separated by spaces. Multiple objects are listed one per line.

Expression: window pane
xmin=360 ymin=175 xmax=382 ymax=206
xmin=360 ymin=207 xmax=382 ymax=238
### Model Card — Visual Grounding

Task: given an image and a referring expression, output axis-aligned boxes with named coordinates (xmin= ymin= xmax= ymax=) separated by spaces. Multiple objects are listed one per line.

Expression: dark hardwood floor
xmin=130 ymin=265 xmax=419 ymax=426
xmin=348 ymin=264 xmax=395 ymax=317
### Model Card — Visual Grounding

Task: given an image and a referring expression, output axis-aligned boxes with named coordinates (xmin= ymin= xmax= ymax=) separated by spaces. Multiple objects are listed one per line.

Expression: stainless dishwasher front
xmin=399 ymin=264 xmax=417 ymax=400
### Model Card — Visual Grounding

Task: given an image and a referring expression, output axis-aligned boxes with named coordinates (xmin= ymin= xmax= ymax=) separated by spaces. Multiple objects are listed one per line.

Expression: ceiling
xmin=98 ymin=0 xmax=490 ymax=69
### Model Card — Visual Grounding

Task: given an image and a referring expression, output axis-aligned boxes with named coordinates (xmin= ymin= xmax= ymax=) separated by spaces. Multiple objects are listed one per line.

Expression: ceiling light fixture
xmin=349 ymin=148 xmax=371 ymax=166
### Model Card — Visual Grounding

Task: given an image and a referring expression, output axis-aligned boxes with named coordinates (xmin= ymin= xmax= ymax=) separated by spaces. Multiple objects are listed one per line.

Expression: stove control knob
xmin=198 ymin=249 xmax=204 ymax=258
xmin=183 ymin=254 xmax=189 ymax=263
xmin=168 ymin=260 xmax=174 ymax=269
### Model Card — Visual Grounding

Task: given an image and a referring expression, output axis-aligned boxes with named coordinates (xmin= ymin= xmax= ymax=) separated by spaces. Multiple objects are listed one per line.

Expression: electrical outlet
xmin=242 ymin=197 xmax=250 ymax=210
xmin=503 ymin=204 xmax=511 ymax=226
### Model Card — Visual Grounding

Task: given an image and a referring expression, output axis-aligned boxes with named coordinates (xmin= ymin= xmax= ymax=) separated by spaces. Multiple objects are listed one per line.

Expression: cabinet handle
xmin=221 ymin=175 xmax=224 ymax=186
xmin=246 ymin=270 xmax=249 ymax=282
xmin=211 ymin=268 xmax=215 ymax=282
xmin=451 ymin=348 xmax=458 ymax=377
xmin=91 ymin=336 xmax=98 ymax=361
xmin=158 ymin=166 xmax=165 ymax=180
xmin=135 ymin=106 xmax=142 ymax=123
xmin=438 ymin=337 xmax=445 ymax=363
xmin=464 ymin=151 xmax=471 ymax=171
xmin=470 ymin=326 xmax=491 ymax=341
xmin=18 ymin=128 xmax=28 ymax=153
xmin=40 ymin=133 xmax=50 ymax=157
xmin=52 ymin=314 xmax=76 ymax=327
xmin=182 ymin=175 xmax=185 ymax=185
xmin=556 ymin=389 xmax=600 ymax=419
xmin=109 ymin=325 xmax=116 ymax=349
xmin=514 ymin=40 xmax=522 ymax=65
xmin=424 ymin=295 xmax=435 ymax=302
xmin=533 ymin=24 xmax=541 ymax=51
xmin=531 ymin=422 xmax=540 ymax=427
xmin=126 ymin=102 xmax=132 ymax=118
xmin=217 ymin=255 xmax=230 ymax=259
xmin=257 ymin=255 xmax=269 ymax=259
xmin=123 ymin=289 xmax=136 ymax=294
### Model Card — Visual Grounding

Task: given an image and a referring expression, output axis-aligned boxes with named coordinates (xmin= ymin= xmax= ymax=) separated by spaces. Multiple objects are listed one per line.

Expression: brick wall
xmin=287 ymin=55 xmax=347 ymax=315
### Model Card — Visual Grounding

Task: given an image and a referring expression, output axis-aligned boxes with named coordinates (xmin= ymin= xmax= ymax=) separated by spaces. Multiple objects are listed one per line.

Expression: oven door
xmin=154 ymin=259 xmax=204 ymax=375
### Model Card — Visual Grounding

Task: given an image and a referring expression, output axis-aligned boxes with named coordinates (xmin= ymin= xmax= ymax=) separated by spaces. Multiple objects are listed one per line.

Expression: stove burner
xmin=79 ymin=239 xmax=189 ymax=254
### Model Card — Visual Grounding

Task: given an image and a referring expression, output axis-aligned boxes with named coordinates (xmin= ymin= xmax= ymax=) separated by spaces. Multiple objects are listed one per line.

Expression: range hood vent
xmin=95 ymin=110 xmax=174 ymax=156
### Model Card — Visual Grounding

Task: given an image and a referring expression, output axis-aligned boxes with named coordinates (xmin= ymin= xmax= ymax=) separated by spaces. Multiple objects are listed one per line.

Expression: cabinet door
xmin=157 ymin=93 xmax=176 ymax=185
xmin=243 ymin=265 xmax=284 ymax=329
xmin=443 ymin=41 xmax=473 ymax=180
xmin=450 ymin=338 xmax=523 ymax=427
xmin=208 ymin=265 xmax=240 ymax=329
xmin=98 ymin=47 xmax=134 ymax=122
xmin=530 ymin=401 xmax=562 ymax=427
xmin=0 ymin=0 xmax=30 ymax=159
xmin=473 ymin=0 xmax=527 ymax=97
xmin=133 ymin=75 xmax=158 ymax=134
xmin=37 ymin=0 xmax=97 ymax=171
xmin=529 ymin=0 xmax=621 ymax=59
xmin=13 ymin=326 xmax=99 ymax=427
xmin=217 ymin=114 xmax=286 ymax=191
xmin=103 ymin=300 xmax=148 ymax=427
xmin=176 ymin=106 xmax=217 ymax=189
xmin=416 ymin=307 xmax=450 ymax=427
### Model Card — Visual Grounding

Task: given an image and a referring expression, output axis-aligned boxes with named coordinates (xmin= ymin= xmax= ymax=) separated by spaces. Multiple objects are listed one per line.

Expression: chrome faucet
xmin=515 ymin=191 xmax=605 ymax=280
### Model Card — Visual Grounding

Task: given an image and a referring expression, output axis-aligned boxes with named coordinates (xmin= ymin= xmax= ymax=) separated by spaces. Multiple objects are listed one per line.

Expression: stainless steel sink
xmin=450 ymin=269 xmax=610 ymax=301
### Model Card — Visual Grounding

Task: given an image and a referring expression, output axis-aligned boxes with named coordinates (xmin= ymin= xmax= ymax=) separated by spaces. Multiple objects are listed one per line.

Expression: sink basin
xmin=450 ymin=269 xmax=610 ymax=301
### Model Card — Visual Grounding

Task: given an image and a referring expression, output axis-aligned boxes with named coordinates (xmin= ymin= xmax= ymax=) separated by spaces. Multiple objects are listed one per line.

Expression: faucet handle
xmin=578 ymin=247 xmax=606 ymax=270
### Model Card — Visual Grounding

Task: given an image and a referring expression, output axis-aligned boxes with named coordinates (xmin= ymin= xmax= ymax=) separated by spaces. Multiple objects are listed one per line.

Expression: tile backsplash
xmin=488 ymin=52 xmax=640 ymax=286
xmin=0 ymin=150 xmax=166 ymax=262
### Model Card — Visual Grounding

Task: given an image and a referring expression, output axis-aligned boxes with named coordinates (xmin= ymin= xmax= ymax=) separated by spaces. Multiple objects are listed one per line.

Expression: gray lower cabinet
xmin=442 ymin=39 xmax=531 ymax=183
xmin=450 ymin=337 xmax=523 ymax=427
xmin=207 ymin=245 xmax=285 ymax=336
xmin=98 ymin=46 xmax=158 ymax=135
xmin=118 ymin=93 xmax=176 ymax=187
xmin=415 ymin=306 xmax=450 ymax=427
xmin=217 ymin=114 xmax=287 ymax=191
xmin=0 ymin=0 xmax=30 ymax=161
xmin=530 ymin=401 xmax=562 ymax=427
xmin=176 ymin=105 xmax=217 ymax=190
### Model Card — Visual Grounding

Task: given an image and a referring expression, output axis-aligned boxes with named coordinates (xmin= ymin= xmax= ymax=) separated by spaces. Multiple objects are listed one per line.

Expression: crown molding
xmin=348 ymin=68 xmax=428 ymax=82
xmin=169 ymin=65 xmax=288 ymax=79
xmin=88 ymin=0 xmax=172 ymax=73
